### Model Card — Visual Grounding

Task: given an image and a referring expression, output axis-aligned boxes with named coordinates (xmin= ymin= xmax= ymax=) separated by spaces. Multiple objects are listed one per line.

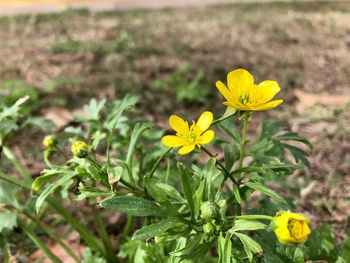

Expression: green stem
xmin=238 ymin=114 xmax=250 ymax=177
xmin=148 ymin=148 xmax=172 ymax=179
xmin=227 ymin=215 xmax=274 ymax=220
xmin=0 ymin=234 xmax=11 ymax=263
xmin=235 ymin=113 xmax=251 ymax=215
xmin=201 ymin=146 xmax=238 ymax=185
xmin=92 ymin=205 xmax=118 ymax=263
xmin=18 ymin=219 xmax=63 ymax=263
xmin=211 ymin=112 xmax=236 ymax=126
xmin=124 ymin=216 xmax=134 ymax=237
xmin=23 ymin=210 xmax=80 ymax=263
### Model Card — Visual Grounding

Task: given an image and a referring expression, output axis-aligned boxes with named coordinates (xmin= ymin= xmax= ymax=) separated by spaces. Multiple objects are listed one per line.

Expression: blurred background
xmin=0 ymin=0 xmax=349 ymax=258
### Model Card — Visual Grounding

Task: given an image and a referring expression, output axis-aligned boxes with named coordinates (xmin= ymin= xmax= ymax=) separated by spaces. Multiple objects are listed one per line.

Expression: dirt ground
xmin=0 ymin=0 xmax=349 ymax=244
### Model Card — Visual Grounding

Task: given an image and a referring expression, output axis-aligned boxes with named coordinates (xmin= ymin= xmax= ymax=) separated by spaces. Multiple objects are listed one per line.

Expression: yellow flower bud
xmin=43 ymin=135 xmax=57 ymax=148
xmin=273 ymin=211 xmax=311 ymax=244
xmin=71 ymin=141 xmax=89 ymax=158
xmin=202 ymin=222 xmax=216 ymax=235
xmin=200 ymin=201 xmax=219 ymax=221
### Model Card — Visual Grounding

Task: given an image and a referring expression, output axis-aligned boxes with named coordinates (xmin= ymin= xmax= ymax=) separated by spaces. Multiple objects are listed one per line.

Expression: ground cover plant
xmin=1 ymin=67 xmax=349 ymax=262
xmin=0 ymin=1 xmax=349 ymax=262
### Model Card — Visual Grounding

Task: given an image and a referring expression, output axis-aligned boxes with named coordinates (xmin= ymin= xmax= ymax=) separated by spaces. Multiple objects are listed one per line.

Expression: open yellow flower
xmin=273 ymin=211 xmax=311 ymax=244
xmin=162 ymin=111 xmax=215 ymax=155
xmin=216 ymin=69 xmax=283 ymax=111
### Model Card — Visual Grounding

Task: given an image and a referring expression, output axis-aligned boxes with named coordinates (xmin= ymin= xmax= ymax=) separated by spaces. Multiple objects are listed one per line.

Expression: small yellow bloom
xmin=216 ymin=69 xmax=283 ymax=111
xmin=273 ymin=211 xmax=311 ymax=244
xmin=43 ymin=135 xmax=57 ymax=149
xmin=162 ymin=111 xmax=215 ymax=155
xmin=71 ymin=141 xmax=89 ymax=158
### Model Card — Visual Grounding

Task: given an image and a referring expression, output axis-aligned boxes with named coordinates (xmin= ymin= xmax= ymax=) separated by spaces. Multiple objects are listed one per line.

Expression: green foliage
xmin=0 ymin=94 xmax=347 ymax=263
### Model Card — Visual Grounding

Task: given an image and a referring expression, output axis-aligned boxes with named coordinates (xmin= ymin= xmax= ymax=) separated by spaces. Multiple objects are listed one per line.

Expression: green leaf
xmin=31 ymin=170 xmax=60 ymax=192
xmin=84 ymin=98 xmax=106 ymax=120
xmin=201 ymin=158 xmax=216 ymax=201
xmin=293 ymin=248 xmax=304 ymax=263
xmin=177 ymin=163 xmax=195 ymax=220
xmin=75 ymin=186 xmax=110 ymax=201
xmin=233 ymin=232 xmax=262 ymax=262
xmin=193 ymin=181 xmax=205 ymax=219
xmin=232 ymin=182 xmax=241 ymax=204
xmin=246 ymin=182 xmax=286 ymax=204
xmin=0 ymin=182 xmax=20 ymax=209
xmin=281 ymin=143 xmax=310 ymax=167
xmin=170 ymin=234 xmax=202 ymax=257
xmin=305 ymin=224 xmax=338 ymax=262
xmin=230 ymin=220 xmax=266 ymax=232
xmin=100 ymin=196 xmax=168 ymax=217
xmin=0 ymin=210 xmax=17 ymax=233
xmin=144 ymin=176 xmax=168 ymax=204
xmin=275 ymin=132 xmax=313 ymax=149
xmin=126 ymin=123 xmax=152 ymax=167
xmin=222 ymin=142 xmax=239 ymax=172
xmin=156 ymin=183 xmax=185 ymax=202
xmin=35 ymin=172 xmax=77 ymax=214
xmin=132 ymin=218 xmax=178 ymax=240
xmin=218 ymin=233 xmax=232 ymax=263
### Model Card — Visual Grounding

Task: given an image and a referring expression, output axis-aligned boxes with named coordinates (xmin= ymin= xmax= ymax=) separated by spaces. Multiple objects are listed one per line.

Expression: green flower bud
xmin=71 ymin=141 xmax=89 ymax=158
xmin=202 ymin=222 xmax=216 ymax=235
xmin=200 ymin=201 xmax=219 ymax=220
xmin=43 ymin=135 xmax=57 ymax=149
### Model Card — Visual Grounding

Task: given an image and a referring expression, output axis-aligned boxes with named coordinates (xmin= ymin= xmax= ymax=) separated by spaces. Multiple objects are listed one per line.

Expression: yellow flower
xmin=273 ymin=211 xmax=311 ymax=244
xmin=216 ymin=69 xmax=283 ymax=111
xmin=161 ymin=111 xmax=215 ymax=155
xmin=43 ymin=135 xmax=57 ymax=149
xmin=71 ymin=141 xmax=89 ymax=158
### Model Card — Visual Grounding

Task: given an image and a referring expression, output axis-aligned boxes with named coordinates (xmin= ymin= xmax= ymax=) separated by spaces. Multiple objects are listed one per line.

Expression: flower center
xmin=239 ymin=94 xmax=251 ymax=104
xmin=186 ymin=132 xmax=197 ymax=143
xmin=287 ymin=219 xmax=305 ymax=241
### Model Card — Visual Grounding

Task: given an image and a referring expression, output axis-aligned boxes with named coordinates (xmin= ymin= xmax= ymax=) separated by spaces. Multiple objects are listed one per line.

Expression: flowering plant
xmin=1 ymin=69 xmax=348 ymax=263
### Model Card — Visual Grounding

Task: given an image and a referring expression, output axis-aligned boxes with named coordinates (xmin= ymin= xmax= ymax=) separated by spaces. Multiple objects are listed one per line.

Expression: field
xmin=0 ymin=1 xmax=349 ymax=261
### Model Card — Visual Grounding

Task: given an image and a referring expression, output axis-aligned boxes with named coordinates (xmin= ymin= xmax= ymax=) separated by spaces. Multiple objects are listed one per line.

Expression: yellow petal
xmin=178 ymin=144 xmax=195 ymax=155
xmin=169 ymin=115 xmax=189 ymax=135
xmin=194 ymin=111 xmax=213 ymax=135
xmin=216 ymin=81 xmax=235 ymax=101
xmin=252 ymin=80 xmax=281 ymax=103
xmin=161 ymin=135 xmax=187 ymax=147
xmin=252 ymin=99 xmax=283 ymax=111
xmin=197 ymin=130 xmax=214 ymax=145
xmin=227 ymin=69 xmax=254 ymax=95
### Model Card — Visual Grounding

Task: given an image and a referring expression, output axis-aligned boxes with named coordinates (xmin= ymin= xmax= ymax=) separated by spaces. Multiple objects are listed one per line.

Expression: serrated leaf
xmin=132 ymin=218 xmax=178 ymax=240
xmin=293 ymin=248 xmax=304 ymax=263
xmin=100 ymin=196 xmax=168 ymax=217
xmin=36 ymin=172 xmax=77 ymax=213
xmin=233 ymin=232 xmax=262 ymax=262
xmin=155 ymin=183 xmax=185 ymax=202
xmin=246 ymin=182 xmax=286 ymax=204
xmin=0 ymin=182 xmax=20 ymax=209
